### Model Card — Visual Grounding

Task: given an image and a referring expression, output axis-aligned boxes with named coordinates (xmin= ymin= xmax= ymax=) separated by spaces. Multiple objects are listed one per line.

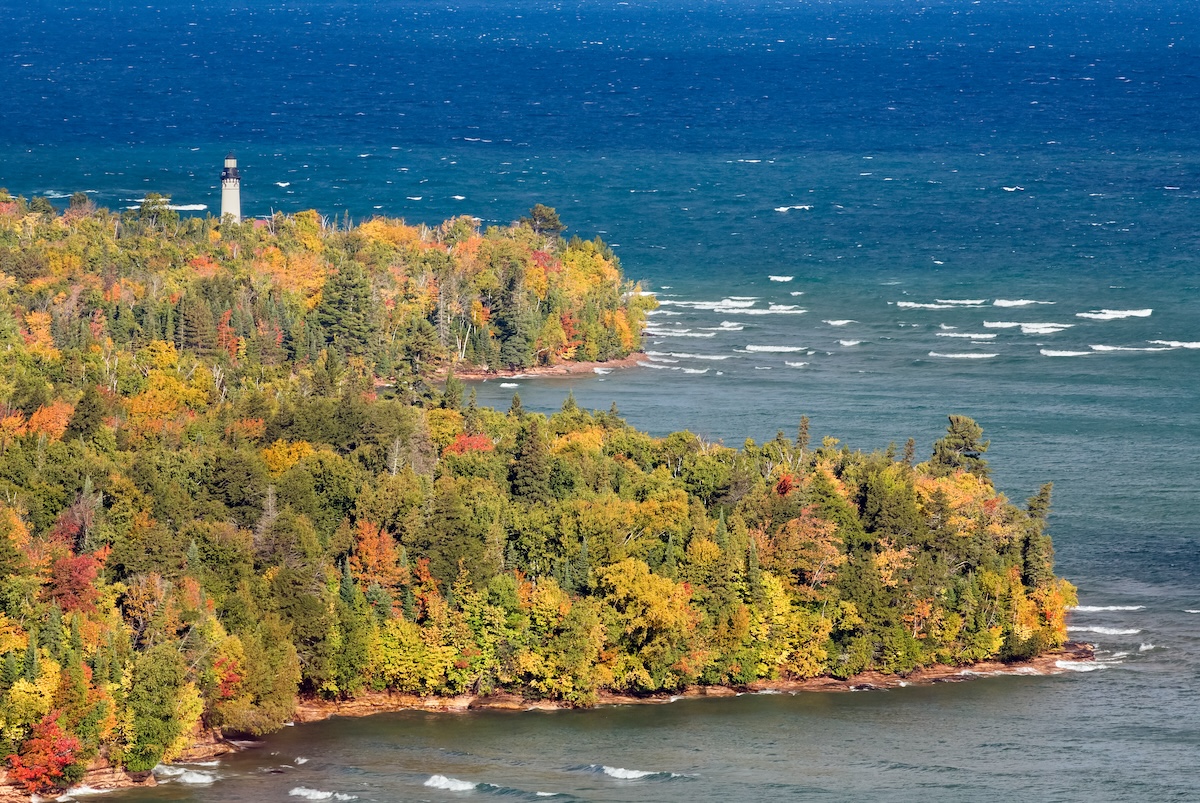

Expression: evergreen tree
xmin=316 ymin=260 xmax=378 ymax=356
xmin=64 ymin=385 xmax=105 ymax=442
xmin=509 ymin=418 xmax=551 ymax=504
xmin=929 ymin=415 xmax=990 ymax=479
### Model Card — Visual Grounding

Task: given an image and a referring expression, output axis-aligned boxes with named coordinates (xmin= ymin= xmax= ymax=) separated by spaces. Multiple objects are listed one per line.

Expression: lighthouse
xmin=220 ymin=153 xmax=241 ymax=222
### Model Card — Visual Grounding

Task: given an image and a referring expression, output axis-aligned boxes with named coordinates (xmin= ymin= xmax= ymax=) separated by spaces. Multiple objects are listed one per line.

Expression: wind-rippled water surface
xmin=3 ymin=0 xmax=1199 ymax=799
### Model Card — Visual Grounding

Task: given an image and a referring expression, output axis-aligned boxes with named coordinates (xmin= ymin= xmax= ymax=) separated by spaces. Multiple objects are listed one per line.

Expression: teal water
xmin=3 ymin=0 xmax=1199 ymax=799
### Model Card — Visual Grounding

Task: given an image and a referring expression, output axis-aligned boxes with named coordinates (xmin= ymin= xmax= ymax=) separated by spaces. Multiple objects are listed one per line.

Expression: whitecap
xmin=1138 ymin=643 xmax=1155 ymax=652
xmin=176 ymin=771 xmax=216 ymax=784
xmin=1076 ymin=308 xmax=1153 ymax=320
xmin=1067 ymin=626 xmax=1141 ymax=635
xmin=934 ymin=299 xmax=988 ymax=305
xmin=1185 ymin=610 xmax=1200 ymax=614
xmin=993 ymin=299 xmax=1055 ymax=307
xmin=646 ymin=351 xmax=729 ymax=361
xmin=701 ymin=324 xmax=743 ymax=331
xmin=928 ymin=352 xmax=998 ymax=359
xmin=423 ymin=776 xmax=477 ymax=792
xmin=1070 ymin=605 xmax=1145 ymax=612
xmin=790 ymin=291 xmax=805 ymax=296
xmin=290 ymin=787 xmax=357 ymax=800
xmin=768 ymin=304 xmax=799 ymax=311
xmin=1002 ymin=186 xmax=1024 ymax=192
xmin=406 ymin=196 xmax=423 ymax=201
xmin=500 ymin=382 xmax=520 ymax=388
xmin=774 ymin=205 xmax=812 ymax=212
xmin=59 ymin=785 xmax=111 ymax=798
xmin=838 ymin=340 xmax=861 ymax=347
xmin=601 ymin=766 xmax=654 ymax=780
xmin=294 ymin=757 xmax=309 ymax=765
xmin=897 ymin=301 xmax=960 ymax=310
xmin=1055 ymin=660 xmax=1106 ymax=672
xmin=745 ymin=345 xmax=805 ymax=353
xmin=936 ymin=332 xmax=997 ymax=339
xmin=680 ymin=368 xmax=709 ymax=374
xmin=593 ymin=367 xmax=612 ymax=375
xmin=823 ymin=319 xmax=855 ymax=326
xmin=1018 ymin=323 xmax=1073 ymax=334
xmin=729 ymin=308 xmax=806 ymax=316
xmin=754 ymin=366 xmax=772 ymax=370
xmin=637 ymin=361 xmax=668 ymax=369
xmin=1089 ymin=345 xmax=1172 ymax=352
xmin=1149 ymin=340 xmax=1200 ymax=349
xmin=768 ymin=275 xmax=794 ymax=282
xmin=785 ymin=361 xmax=808 ymax=367
xmin=453 ymin=195 xmax=466 ymax=200
xmin=939 ymin=324 xmax=957 ymax=330
xmin=275 ymin=182 xmax=291 ymax=188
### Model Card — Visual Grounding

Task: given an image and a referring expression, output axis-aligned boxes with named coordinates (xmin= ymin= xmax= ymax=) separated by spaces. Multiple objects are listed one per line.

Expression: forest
xmin=0 ymin=191 xmax=1074 ymax=795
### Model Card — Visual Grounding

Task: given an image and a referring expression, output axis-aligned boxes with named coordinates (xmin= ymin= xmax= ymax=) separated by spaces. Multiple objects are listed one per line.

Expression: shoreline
xmin=443 ymin=352 xmax=646 ymax=381
xmin=0 ymin=643 xmax=1093 ymax=799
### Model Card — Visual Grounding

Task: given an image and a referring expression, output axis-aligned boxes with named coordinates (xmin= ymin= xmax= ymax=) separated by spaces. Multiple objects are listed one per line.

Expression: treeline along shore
xmin=0 ymin=191 xmax=1080 ymax=797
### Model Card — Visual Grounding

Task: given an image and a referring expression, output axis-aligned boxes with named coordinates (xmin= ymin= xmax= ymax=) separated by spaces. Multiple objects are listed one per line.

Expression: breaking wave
xmin=1041 ymin=350 xmax=1092 ymax=357
xmin=928 ymin=351 xmax=998 ymax=359
xmin=1067 ymin=626 xmax=1142 ymax=635
xmin=993 ymin=299 xmax=1055 ymax=307
xmin=745 ymin=345 xmax=805 ymax=353
xmin=1076 ymin=308 xmax=1153 ymax=320
xmin=424 ymin=775 xmax=477 ymax=792
xmin=1070 ymin=605 xmax=1145 ymax=612
xmin=288 ymin=788 xmax=357 ymax=801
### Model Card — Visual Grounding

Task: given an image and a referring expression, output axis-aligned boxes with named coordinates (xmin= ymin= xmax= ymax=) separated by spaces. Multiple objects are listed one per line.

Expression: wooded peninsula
xmin=0 ymin=191 xmax=1076 ymax=797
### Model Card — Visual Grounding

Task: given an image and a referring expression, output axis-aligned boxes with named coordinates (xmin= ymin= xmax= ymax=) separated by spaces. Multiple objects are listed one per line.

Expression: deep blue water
xmin=3 ymin=1 xmax=1199 ymax=799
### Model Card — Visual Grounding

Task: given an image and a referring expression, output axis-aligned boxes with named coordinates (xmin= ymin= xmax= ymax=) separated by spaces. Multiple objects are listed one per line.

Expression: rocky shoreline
xmin=0 ymin=643 xmax=1093 ymax=800
xmin=444 ymin=352 xmax=646 ymax=381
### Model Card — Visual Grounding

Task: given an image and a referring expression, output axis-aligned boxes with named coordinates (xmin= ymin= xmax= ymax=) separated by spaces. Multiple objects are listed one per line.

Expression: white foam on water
xmin=983 ymin=321 xmax=1021 ymax=329
xmin=1076 ymin=308 xmax=1153 ymax=320
xmin=994 ymin=299 xmax=1055 ymax=307
xmin=928 ymin=352 xmax=998 ymax=359
xmin=681 ymin=367 xmax=709 ymax=374
xmin=1070 ymin=605 xmax=1145 ymax=612
xmin=645 ymin=355 xmax=680 ymax=363
xmin=637 ymin=361 xmax=668 ymax=369
xmin=452 ymin=195 xmax=466 ymax=200
xmin=1149 ymin=340 xmax=1200 ymax=349
xmin=289 ymin=787 xmax=357 ymax=800
xmin=644 ymin=330 xmax=717 ymax=337
xmin=1089 ymin=344 xmax=1172 ymax=352
xmin=593 ymin=367 xmax=612 ymax=375
xmin=823 ymin=319 xmax=856 ymax=326
xmin=1055 ymin=660 xmax=1107 ymax=672
xmin=536 ymin=793 xmax=559 ymax=798
xmin=275 ymin=181 xmax=291 ymax=187
xmin=294 ymin=757 xmax=309 ymax=765
xmin=774 ymin=205 xmax=812 ymax=212
xmin=1018 ymin=323 xmax=1073 ymax=334
xmin=423 ymin=776 xmax=477 ymax=792
xmin=768 ymin=275 xmax=794 ymax=282
xmin=177 ymin=771 xmax=216 ymax=784
xmin=701 ymin=324 xmax=743 ymax=331
xmin=730 ymin=308 xmax=806 ymax=316
xmin=790 ymin=291 xmax=805 ymax=296
xmin=153 ymin=766 xmax=186 ymax=778
xmin=935 ymin=299 xmax=988 ymax=305
xmin=939 ymin=323 xmax=958 ymax=330
xmin=1041 ymin=349 xmax=1092 ymax=357
xmin=898 ymin=301 xmax=967 ymax=310
xmin=1185 ymin=610 xmax=1200 ymax=614
xmin=769 ymin=304 xmax=800 ymax=311
xmin=937 ymin=332 xmax=997 ymax=339
xmin=754 ymin=366 xmax=772 ymax=370
xmin=601 ymin=766 xmax=654 ymax=779
xmin=1067 ymin=626 xmax=1141 ymax=635
xmin=648 ymin=351 xmax=729 ymax=361
xmin=745 ymin=345 xmax=805 ymax=352
xmin=785 ymin=361 xmax=809 ymax=367
xmin=59 ymin=785 xmax=111 ymax=798
xmin=838 ymin=340 xmax=861 ymax=347
xmin=1139 ymin=643 xmax=1155 ymax=652
xmin=499 ymin=382 xmax=519 ymax=388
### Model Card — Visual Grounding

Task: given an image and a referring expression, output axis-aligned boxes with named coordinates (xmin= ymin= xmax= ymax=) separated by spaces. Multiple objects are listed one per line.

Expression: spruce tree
xmin=316 ymin=260 xmax=377 ymax=356
xmin=930 ymin=415 xmax=990 ymax=479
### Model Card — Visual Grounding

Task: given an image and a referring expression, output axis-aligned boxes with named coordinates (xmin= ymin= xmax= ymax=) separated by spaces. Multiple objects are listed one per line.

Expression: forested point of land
xmin=0 ymin=191 xmax=1074 ymax=795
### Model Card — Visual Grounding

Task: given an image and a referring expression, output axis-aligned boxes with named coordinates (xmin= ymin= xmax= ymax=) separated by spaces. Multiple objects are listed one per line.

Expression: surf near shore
xmin=444 ymin=352 xmax=645 ymax=381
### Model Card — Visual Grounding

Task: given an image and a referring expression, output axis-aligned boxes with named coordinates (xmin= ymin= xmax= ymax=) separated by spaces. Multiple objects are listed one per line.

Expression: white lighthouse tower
xmin=220 ymin=153 xmax=242 ymax=222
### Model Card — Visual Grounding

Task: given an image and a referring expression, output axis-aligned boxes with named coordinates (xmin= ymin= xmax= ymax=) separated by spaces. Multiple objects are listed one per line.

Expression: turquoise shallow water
xmin=3 ymin=0 xmax=1200 ymax=799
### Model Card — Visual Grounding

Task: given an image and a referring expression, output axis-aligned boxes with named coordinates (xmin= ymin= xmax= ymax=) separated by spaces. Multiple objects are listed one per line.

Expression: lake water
xmin=3 ymin=0 xmax=1199 ymax=799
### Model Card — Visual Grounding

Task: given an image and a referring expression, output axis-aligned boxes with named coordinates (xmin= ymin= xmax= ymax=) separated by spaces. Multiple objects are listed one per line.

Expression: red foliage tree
xmin=443 ymin=433 xmax=495 ymax=456
xmin=7 ymin=711 xmax=81 ymax=795
xmin=47 ymin=552 xmax=102 ymax=613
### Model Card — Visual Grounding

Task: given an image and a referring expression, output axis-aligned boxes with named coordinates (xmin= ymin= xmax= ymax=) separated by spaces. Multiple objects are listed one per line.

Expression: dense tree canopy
xmin=0 ymin=192 xmax=1074 ymax=794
